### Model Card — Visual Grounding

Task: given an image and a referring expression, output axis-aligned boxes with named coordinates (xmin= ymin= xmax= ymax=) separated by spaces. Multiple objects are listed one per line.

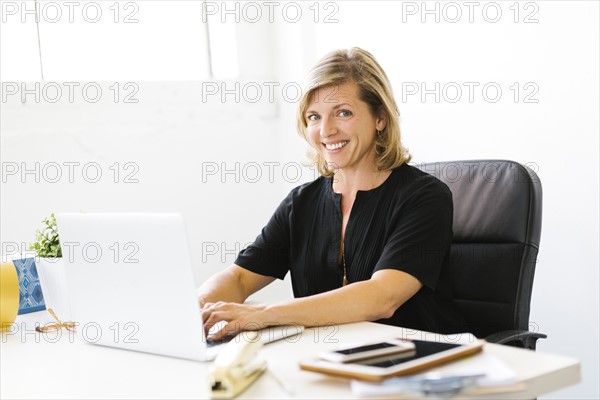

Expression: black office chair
xmin=417 ymin=160 xmax=547 ymax=350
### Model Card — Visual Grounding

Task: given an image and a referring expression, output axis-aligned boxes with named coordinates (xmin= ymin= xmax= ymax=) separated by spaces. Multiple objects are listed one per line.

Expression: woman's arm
xmin=202 ymin=269 xmax=421 ymax=339
xmin=197 ymin=264 xmax=276 ymax=307
xmin=268 ymin=269 xmax=421 ymax=324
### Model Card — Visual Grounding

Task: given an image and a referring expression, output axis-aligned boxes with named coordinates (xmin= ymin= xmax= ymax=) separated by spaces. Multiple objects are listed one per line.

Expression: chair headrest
xmin=416 ymin=160 xmax=542 ymax=245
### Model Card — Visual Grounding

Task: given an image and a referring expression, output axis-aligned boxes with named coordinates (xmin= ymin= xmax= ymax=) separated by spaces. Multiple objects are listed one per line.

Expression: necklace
xmin=341 ymin=240 xmax=348 ymax=286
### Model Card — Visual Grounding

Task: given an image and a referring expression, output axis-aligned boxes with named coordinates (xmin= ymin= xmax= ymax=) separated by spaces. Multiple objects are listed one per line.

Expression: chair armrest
xmin=485 ymin=330 xmax=547 ymax=350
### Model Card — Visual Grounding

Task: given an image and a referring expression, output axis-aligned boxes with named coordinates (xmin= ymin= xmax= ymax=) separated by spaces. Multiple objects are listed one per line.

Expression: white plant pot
xmin=36 ymin=257 xmax=71 ymax=321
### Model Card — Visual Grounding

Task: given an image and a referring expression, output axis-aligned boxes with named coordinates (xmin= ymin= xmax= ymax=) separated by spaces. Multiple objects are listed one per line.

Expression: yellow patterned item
xmin=1 ymin=261 xmax=20 ymax=330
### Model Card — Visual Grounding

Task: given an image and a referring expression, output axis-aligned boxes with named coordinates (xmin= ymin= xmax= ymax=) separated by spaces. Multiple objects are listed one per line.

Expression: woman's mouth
xmin=323 ymin=141 xmax=349 ymax=150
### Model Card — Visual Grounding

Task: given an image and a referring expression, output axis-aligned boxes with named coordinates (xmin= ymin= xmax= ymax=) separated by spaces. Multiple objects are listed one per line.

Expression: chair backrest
xmin=416 ymin=160 xmax=542 ymax=338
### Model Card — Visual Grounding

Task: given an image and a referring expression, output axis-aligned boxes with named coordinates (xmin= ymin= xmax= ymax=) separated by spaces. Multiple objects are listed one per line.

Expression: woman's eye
xmin=338 ymin=110 xmax=352 ymax=117
xmin=307 ymin=114 xmax=320 ymax=122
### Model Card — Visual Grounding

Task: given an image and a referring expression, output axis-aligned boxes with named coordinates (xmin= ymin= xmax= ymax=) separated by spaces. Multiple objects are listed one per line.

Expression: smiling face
xmin=305 ymin=81 xmax=387 ymax=174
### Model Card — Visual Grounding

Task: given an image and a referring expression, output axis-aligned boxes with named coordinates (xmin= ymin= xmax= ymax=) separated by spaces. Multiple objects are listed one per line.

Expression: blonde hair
xmin=296 ymin=47 xmax=411 ymax=177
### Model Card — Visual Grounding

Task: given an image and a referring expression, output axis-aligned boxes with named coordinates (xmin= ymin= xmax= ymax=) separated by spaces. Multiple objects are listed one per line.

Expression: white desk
xmin=1 ymin=313 xmax=580 ymax=399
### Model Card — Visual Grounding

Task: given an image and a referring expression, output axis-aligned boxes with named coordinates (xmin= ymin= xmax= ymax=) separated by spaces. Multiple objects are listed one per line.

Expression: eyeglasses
xmin=35 ymin=308 xmax=76 ymax=333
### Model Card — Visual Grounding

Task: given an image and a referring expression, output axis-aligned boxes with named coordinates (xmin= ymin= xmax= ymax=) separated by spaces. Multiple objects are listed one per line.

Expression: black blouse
xmin=235 ymin=163 xmax=465 ymax=334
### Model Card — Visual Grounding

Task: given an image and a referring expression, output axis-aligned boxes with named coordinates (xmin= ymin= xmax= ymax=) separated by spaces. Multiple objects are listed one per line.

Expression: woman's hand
xmin=201 ymin=301 xmax=271 ymax=341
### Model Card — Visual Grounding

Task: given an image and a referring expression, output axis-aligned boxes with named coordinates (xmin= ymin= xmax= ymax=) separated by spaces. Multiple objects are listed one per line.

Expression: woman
xmin=198 ymin=47 xmax=464 ymax=340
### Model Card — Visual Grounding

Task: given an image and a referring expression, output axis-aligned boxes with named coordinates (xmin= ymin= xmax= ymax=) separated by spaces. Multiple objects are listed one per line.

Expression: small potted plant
xmin=30 ymin=214 xmax=62 ymax=259
xmin=29 ymin=214 xmax=70 ymax=319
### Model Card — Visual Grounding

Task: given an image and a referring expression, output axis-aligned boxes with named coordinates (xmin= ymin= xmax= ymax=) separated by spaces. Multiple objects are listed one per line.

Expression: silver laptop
xmin=56 ymin=213 xmax=302 ymax=361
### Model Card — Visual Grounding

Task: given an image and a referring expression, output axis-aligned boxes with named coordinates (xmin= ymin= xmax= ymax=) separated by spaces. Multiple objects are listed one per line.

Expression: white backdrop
xmin=1 ymin=1 xmax=598 ymax=398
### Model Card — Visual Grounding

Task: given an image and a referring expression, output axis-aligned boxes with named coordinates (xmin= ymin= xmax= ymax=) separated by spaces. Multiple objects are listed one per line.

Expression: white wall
xmin=1 ymin=1 xmax=598 ymax=398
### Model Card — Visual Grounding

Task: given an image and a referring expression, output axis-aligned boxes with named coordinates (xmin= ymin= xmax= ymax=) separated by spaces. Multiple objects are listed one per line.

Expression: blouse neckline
xmin=325 ymin=165 xmax=402 ymax=201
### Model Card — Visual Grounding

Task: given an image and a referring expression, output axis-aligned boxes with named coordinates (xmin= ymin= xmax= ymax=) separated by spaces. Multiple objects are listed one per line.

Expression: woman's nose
xmin=319 ymin=116 xmax=336 ymax=138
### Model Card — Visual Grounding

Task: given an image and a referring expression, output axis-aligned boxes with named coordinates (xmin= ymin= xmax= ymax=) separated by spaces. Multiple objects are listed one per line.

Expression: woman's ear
xmin=376 ymin=108 xmax=388 ymax=131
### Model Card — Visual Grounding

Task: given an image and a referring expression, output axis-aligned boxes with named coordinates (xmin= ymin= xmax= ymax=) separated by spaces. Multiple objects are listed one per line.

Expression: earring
xmin=375 ymin=130 xmax=384 ymax=156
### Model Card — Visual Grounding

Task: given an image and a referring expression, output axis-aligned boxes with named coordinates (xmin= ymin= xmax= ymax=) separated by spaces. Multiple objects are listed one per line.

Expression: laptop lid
xmin=56 ymin=213 xmax=208 ymax=361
